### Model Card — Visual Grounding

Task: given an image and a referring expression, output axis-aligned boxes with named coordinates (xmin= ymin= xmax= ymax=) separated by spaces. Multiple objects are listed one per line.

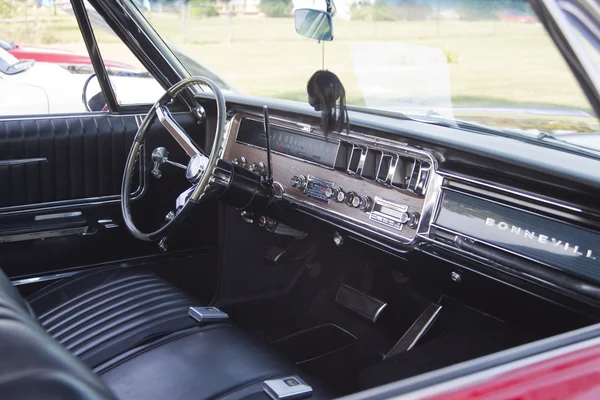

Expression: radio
xmin=370 ymin=197 xmax=416 ymax=231
xmin=289 ymin=176 xmax=420 ymax=230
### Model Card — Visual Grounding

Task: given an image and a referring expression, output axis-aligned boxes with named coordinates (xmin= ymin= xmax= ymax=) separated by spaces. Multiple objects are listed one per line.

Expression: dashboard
xmin=220 ymin=108 xmax=600 ymax=313
xmin=223 ymin=113 xmax=437 ymax=244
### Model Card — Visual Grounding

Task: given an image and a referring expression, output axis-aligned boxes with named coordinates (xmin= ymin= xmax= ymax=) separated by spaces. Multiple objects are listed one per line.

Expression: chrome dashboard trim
xmin=227 ymin=112 xmax=443 ymax=246
xmin=231 ymin=112 xmax=438 ymax=188
xmin=417 ymin=172 xmax=444 ymax=238
xmin=437 ymin=171 xmax=582 ymax=213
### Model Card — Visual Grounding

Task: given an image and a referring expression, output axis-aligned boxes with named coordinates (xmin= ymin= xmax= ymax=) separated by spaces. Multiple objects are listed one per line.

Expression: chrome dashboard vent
xmin=406 ymin=159 xmax=431 ymax=195
xmin=361 ymin=149 xmax=382 ymax=180
xmin=376 ymin=153 xmax=397 ymax=185
xmin=347 ymin=144 xmax=366 ymax=176
xmin=336 ymin=140 xmax=430 ymax=196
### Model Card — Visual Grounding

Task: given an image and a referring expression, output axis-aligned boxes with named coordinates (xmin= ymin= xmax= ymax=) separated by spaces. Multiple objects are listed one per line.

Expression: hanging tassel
xmin=307 ymin=70 xmax=349 ymax=135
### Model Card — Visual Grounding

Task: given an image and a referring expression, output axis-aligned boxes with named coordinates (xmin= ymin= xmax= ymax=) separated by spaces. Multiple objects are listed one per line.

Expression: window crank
xmin=151 ymin=147 xmax=186 ymax=179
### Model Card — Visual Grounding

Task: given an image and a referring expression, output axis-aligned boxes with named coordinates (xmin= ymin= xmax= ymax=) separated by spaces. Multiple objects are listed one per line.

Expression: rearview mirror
xmin=294 ymin=9 xmax=333 ymax=41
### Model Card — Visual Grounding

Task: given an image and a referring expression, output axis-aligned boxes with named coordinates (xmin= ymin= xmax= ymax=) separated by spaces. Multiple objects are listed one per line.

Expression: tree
xmin=260 ymin=0 xmax=292 ymax=18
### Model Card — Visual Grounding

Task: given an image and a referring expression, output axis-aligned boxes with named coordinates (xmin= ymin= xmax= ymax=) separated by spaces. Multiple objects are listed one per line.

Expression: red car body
xmin=1 ymin=40 xmax=137 ymax=71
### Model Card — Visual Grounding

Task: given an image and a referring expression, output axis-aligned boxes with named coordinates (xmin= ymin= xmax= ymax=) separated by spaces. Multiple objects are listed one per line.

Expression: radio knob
xmin=345 ymin=192 xmax=357 ymax=207
xmin=325 ymin=187 xmax=339 ymax=199
xmin=232 ymin=156 xmax=247 ymax=167
xmin=335 ymin=190 xmax=346 ymax=203
xmin=291 ymin=175 xmax=307 ymax=189
xmin=399 ymin=212 xmax=410 ymax=224
xmin=249 ymin=161 xmax=266 ymax=175
xmin=407 ymin=212 xmax=420 ymax=228
xmin=351 ymin=196 xmax=361 ymax=208
xmin=358 ymin=196 xmax=372 ymax=211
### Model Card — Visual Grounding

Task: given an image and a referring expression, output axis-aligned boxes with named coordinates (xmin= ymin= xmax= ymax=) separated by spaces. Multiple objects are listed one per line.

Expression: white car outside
xmin=0 ymin=47 xmax=164 ymax=116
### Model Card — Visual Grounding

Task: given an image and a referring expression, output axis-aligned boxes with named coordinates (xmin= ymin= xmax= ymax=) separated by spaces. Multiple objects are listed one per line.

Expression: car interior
xmin=1 ymin=0 xmax=600 ymax=399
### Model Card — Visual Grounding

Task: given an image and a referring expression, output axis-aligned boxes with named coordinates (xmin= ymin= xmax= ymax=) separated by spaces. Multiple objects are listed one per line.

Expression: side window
xmin=0 ymin=1 xmax=160 ymax=116
xmin=0 ymin=3 xmax=100 ymax=116
xmin=85 ymin=6 xmax=163 ymax=109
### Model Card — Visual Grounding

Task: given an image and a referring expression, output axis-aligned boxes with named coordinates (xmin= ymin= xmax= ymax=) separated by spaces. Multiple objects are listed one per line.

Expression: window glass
xmin=0 ymin=2 xmax=100 ymax=115
xmin=136 ymin=0 xmax=600 ymax=152
xmin=0 ymin=1 xmax=161 ymax=115
xmin=85 ymin=3 xmax=163 ymax=108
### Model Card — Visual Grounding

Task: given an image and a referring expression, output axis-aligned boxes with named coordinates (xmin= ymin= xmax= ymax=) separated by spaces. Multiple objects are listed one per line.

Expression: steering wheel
xmin=121 ymin=76 xmax=227 ymax=242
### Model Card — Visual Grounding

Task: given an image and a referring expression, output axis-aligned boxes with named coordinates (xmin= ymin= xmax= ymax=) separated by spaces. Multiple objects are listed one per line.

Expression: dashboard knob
xmin=407 ymin=212 xmax=420 ymax=228
xmin=351 ymin=196 xmax=361 ymax=208
xmin=345 ymin=192 xmax=357 ymax=207
xmin=358 ymin=196 xmax=372 ymax=211
xmin=232 ymin=156 xmax=247 ymax=167
xmin=399 ymin=212 xmax=410 ymax=224
xmin=291 ymin=175 xmax=307 ymax=189
xmin=249 ymin=161 xmax=266 ymax=175
xmin=325 ymin=187 xmax=339 ymax=199
xmin=335 ymin=190 xmax=346 ymax=203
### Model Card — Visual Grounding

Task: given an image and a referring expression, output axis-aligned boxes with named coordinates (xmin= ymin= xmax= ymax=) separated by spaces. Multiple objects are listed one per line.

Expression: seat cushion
xmin=27 ymin=267 xmax=200 ymax=368
xmin=0 ymin=268 xmax=116 ymax=400
xmin=97 ymin=324 xmax=331 ymax=400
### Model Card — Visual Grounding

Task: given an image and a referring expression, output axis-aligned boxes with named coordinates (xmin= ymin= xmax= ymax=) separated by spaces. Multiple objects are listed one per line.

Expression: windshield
xmin=26 ymin=0 xmax=600 ymax=153
xmin=131 ymin=0 xmax=600 ymax=151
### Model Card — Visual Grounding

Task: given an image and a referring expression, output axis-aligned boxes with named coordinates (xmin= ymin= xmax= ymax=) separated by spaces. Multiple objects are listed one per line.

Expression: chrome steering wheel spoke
xmin=156 ymin=105 xmax=206 ymax=158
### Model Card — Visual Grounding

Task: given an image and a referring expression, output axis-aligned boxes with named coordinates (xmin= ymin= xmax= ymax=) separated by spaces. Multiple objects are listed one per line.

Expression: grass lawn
xmin=2 ymin=6 xmax=596 ymax=132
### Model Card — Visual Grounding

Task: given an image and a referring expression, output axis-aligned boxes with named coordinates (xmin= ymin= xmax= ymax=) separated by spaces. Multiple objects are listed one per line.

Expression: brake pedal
xmin=335 ymin=284 xmax=387 ymax=323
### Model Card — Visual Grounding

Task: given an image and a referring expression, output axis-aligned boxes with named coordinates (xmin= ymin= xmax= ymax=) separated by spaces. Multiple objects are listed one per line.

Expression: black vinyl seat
xmin=0 ymin=267 xmax=331 ymax=400
xmin=27 ymin=267 xmax=200 ymax=369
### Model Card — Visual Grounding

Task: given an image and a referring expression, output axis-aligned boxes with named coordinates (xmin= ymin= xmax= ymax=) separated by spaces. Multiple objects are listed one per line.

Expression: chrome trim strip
xmin=437 ymin=171 xmax=582 ymax=213
xmin=417 ymin=172 xmax=444 ymax=237
xmin=11 ymin=271 xmax=81 ymax=286
xmin=0 ymin=226 xmax=88 ymax=243
xmin=0 ymin=158 xmax=47 ymax=166
xmin=0 ymin=112 xmax=109 ymax=122
xmin=34 ymin=211 xmax=82 ymax=221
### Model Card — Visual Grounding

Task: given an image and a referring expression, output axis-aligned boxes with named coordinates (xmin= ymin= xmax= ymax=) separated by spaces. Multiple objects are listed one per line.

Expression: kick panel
xmin=223 ymin=113 xmax=434 ymax=243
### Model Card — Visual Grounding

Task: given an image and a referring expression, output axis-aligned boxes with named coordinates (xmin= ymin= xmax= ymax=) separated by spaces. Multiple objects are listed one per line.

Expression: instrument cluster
xmin=223 ymin=113 xmax=437 ymax=244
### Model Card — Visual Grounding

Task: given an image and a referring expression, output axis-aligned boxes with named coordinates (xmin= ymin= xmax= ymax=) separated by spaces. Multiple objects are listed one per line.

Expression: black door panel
xmin=0 ymin=115 xmax=141 ymax=208
xmin=0 ymin=112 xmax=216 ymax=280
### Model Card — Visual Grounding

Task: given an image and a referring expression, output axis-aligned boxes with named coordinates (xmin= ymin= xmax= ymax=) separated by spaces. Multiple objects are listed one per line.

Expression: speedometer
xmin=236 ymin=118 xmax=339 ymax=168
